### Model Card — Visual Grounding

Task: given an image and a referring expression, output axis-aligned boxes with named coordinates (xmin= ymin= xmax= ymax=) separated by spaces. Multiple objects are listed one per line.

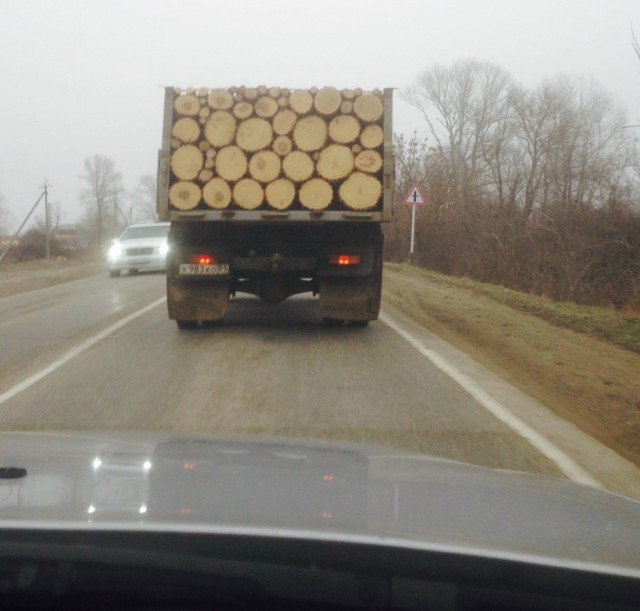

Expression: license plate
xmin=179 ymin=263 xmax=229 ymax=275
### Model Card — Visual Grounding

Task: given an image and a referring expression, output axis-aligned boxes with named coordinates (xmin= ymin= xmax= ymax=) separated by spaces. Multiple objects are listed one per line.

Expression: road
xmin=1 ymin=271 xmax=639 ymax=498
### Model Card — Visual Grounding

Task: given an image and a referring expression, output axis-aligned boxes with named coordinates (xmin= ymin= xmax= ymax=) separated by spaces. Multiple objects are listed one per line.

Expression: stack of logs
xmin=168 ymin=86 xmax=385 ymax=212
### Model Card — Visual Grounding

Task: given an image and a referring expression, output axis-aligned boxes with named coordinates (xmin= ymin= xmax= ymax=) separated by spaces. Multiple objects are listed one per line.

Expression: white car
xmin=107 ymin=222 xmax=170 ymax=277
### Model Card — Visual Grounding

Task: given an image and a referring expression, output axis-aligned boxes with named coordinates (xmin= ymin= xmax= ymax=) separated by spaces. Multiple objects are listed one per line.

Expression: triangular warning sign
xmin=403 ymin=183 xmax=426 ymax=205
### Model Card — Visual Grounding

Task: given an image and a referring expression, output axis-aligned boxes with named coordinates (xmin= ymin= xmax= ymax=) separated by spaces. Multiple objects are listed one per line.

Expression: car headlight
xmin=159 ymin=242 xmax=169 ymax=256
xmin=108 ymin=243 xmax=122 ymax=260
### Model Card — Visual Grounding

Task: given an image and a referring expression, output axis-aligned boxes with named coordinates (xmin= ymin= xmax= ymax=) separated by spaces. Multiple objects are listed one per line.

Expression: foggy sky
xmin=1 ymin=0 xmax=638 ymax=228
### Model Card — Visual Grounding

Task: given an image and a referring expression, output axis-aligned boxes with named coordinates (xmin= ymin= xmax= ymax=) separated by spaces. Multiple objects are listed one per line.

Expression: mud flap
xmin=319 ymin=275 xmax=381 ymax=322
xmin=167 ymin=277 xmax=230 ymax=323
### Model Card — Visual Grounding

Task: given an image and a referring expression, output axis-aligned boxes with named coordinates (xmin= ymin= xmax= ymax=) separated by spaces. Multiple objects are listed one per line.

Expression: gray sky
xmin=1 ymin=0 xmax=639 ymax=228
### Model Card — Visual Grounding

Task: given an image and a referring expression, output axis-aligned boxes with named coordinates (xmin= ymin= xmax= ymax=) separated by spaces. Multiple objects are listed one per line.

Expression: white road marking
xmin=0 ymin=297 xmax=166 ymax=406
xmin=379 ymin=310 xmax=602 ymax=487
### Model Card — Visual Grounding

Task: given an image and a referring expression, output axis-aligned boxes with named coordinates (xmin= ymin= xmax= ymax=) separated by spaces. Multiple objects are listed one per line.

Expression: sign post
xmin=403 ymin=184 xmax=426 ymax=257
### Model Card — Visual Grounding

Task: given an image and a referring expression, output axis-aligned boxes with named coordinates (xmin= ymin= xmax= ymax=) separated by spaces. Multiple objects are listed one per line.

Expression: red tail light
xmin=329 ymin=254 xmax=361 ymax=266
xmin=189 ymin=254 xmax=217 ymax=265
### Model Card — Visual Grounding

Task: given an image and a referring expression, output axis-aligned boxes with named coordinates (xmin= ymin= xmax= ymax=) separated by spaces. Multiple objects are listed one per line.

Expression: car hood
xmin=0 ymin=431 xmax=638 ymax=574
xmin=117 ymin=237 xmax=165 ymax=248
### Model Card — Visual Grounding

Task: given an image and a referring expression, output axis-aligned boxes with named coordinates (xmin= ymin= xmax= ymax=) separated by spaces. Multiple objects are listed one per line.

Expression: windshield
xmin=120 ymin=225 xmax=169 ymax=240
xmin=0 ymin=0 xmax=639 ymax=578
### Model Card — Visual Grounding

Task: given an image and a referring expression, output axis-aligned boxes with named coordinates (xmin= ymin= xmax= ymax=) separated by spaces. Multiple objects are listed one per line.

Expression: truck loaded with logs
xmin=157 ymin=85 xmax=393 ymax=328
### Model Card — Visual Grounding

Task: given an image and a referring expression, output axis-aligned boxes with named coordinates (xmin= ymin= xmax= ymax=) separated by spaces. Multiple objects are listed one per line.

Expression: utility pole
xmin=43 ymin=179 xmax=51 ymax=260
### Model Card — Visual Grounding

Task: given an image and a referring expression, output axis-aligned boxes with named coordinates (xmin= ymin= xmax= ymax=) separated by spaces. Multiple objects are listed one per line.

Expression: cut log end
xmin=204 ymin=111 xmax=237 ymax=147
xmin=354 ymin=149 xmax=383 ymax=174
xmin=169 ymin=181 xmax=201 ymax=210
xmin=316 ymin=145 xmax=354 ymax=181
xmin=282 ymin=151 xmax=314 ymax=182
xmin=300 ymin=178 xmax=333 ymax=210
xmin=233 ymin=178 xmax=264 ymax=210
xmin=249 ymin=150 xmax=281 ymax=183
xmin=172 ymin=117 xmax=201 ymax=143
xmin=215 ymin=146 xmax=248 ymax=181
xmin=339 ymin=172 xmax=382 ymax=210
xmin=171 ymin=145 xmax=203 ymax=181
xmin=293 ymin=116 xmax=327 ymax=152
xmin=265 ymin=178 xmax=295 ymax=210
xmin=353 ymin=94 xmax=383 ymax=122
xmin=314 ymin=86 xmax=341 ymax=115
xmin=203 ymin=177 xmax=232 ymax=209
xmin=174 ymin=94 xmax=200 ymax=116
xmin=236 ymin=117 xmax=273 ymax=152
xmin=207 ymin=88 xmax=234 ymax=110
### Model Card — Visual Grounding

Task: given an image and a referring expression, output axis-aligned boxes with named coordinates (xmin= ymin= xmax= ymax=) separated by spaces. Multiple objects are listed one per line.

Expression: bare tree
xmin=79 ymin=155 xmax=123 ymax=249
xmin=132 ymin=174 xmax=158 ymax=222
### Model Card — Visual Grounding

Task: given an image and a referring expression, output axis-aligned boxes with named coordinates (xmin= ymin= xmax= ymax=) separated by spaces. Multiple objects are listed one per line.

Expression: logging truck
xmin=157 ymin=85 xmax=393 ymax=328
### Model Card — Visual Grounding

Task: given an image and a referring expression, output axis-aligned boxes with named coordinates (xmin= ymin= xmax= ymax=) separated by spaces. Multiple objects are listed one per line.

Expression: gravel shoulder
xmin=383 ymin=263 xmax=640 ymax=468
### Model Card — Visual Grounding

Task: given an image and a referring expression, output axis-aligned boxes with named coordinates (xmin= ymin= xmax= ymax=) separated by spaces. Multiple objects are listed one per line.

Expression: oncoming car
xmin=107 ymin=222 xmax=170 ymax=277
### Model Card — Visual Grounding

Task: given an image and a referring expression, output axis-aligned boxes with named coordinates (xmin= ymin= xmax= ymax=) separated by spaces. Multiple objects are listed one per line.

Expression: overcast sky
xmin=1 ymin=0 xmax=639 ymax=228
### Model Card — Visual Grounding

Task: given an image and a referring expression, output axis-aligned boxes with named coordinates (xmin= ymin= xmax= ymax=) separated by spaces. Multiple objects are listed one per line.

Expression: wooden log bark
xmin=272 ymin=109 xmax=297 ymax=135
xmin=203 ymin=177 xmax=232 ymax=209
xmin=265 ymin=178 xmax=295 ymax=209
xmin=236 ymin=117 xmax=273 ymax=152
xmin=207 ymin=88 xmax=234 ymax=110
xmin=360 ymin=124 xmax=384 ymax=149
xmin=314 ymin=86 xmax=341 ymax=115
xmin=249 ymin=150 xmax=281 ymax=183
xmin=233 ymin=178 xmax=263 ymax=210
xmin=172 ymin=117 xmax=201 ymax=143
xmin=169 ymin=181 xmax=201 ymax=210
xmin=282 ymin=151 xmax=314 ymax=182
xmin=353 ymin=93 xmax=383 ymax=122
xmin=328 ymin=115 xmax=361 ymax=144
xmin=171 ymin=145 xmax=203 ymax=180
xmin=215 ymin=145 xmax=247 ymax=181
xmin=339 ymin=172 xmax=381 ymax=210
xmin=299 ymin=178 xmax=333 ymax=210
xmin=204 ymin=111 xmax=236 ymax=147
xmin=354 ymin=149 xmax=383 ymax=173
xmin=293 ymin=116 xmax=327 ymax=151
xmin=289 ymin=89 xmax=313 ymax=114
xmin=174 ymin=94 xmax=200 ymax=116
xmin=316 ymin=144 xmax=354 ymax=180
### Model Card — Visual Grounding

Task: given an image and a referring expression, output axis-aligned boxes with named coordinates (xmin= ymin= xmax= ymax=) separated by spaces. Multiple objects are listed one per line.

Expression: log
xmin=282 ymin=151 xmax=314 ymax=182
xmin=257 ymin=85 xmax=268 ymax=96
xmin=289 ymin=89 xmax=313 ymax=114
xmin=353 ymin=93 xmax=383 ymax=122
xmin=204 ymin=110 xmax=236 ymax=147
xmin=293 ymin=116 xmax=327 ymax=151
xmin=328 ymin=115 xmax=361 ymax=144
xmin=198 ymin=106 xmax=210 ymax=119
xmin=204 ymin=158 xmax=215 ymax=169
xmin=233 ymin=101 xmax=253 ymax=119
xmin=255 ymin=96 xmax=279 ymax=118
xmin=171 ymin=138 xmax=181 ymax=149
xmin=205 ymin=147 xmax=216 ymax=159
xmin=174 ymin=94 xmax=200 ymax=116
xmin=215 ymin=145 xmax=247 ymax=181
xmin=341 ymin=88 xmax=355 ymax=100
xmin=338 ymin=172 xmax=381 ymax=210
xmin=198 ymin=169 xmax=214 ymax=183
xmin=236 ymin=117 xmax=273 ymax=152
xmin=199 ymin=140 xmax=212 ymax=152
xmin=316 ymin=144 xmax=354 ymax=180
xmin=249 ymin=150 xmax=281 ymax=183
xmin=272 ymin=109 xmax=297 ymax=135
xmin=244 ymin=87 xmax=258 ymax=100
xmin=360 ymin=124 xmax=384 ymax=149
xmin=273 ymin=135 xmax=293 ymax=156
xmin=233 ymin=178 xmax=263 ymax=210
xmin=207 ymin=88 xmax=234 ymax=110
xmin=198 ymin=87 xmax=208 ymax=98
xmin=299 ymin=178 xmax=333 ymax=210
xmin=354 ymin=149 xmax=382 ymax=173
xmin=203 ymin=177 xmax=232 ymax=209
xmin=314 ymin=86 xmax=341 ymax=115
xmin=265 ymin=178 xmax=295 ymax=210
xmin=351 ymin=143 xmax=362 ymax=154
xmin=169 ymin=181 xmax=201 ymax=210
xmin=340 ymin=100 xmax=353 ymax=114
xmin=277 ymin=96 xmax=289 ymax=107
xmin=171 ymin=145 xmax=203 ymax=180
xmin=269 ymin=86 xmax=281 ymax=98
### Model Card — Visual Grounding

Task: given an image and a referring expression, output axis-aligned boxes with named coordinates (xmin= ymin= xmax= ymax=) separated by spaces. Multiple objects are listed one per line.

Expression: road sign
xmin=404 ymin=184 xmax=426 ymax=206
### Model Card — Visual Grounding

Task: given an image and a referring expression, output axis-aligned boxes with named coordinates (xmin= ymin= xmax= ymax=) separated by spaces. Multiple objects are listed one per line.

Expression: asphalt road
xmin=1 ymin=271 xmax=639 ymax=498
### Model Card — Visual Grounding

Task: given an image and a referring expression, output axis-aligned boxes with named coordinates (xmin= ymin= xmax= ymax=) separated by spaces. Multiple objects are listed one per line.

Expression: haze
xmin=1 ymin=0 xmax=638 ymax=227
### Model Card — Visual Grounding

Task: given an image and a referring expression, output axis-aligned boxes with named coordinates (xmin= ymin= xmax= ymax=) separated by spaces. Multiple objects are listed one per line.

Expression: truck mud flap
xmin=167 ymin=277 xmax=230 ymax=324
xmin=319 ymin=276 xmax=381 ymax=322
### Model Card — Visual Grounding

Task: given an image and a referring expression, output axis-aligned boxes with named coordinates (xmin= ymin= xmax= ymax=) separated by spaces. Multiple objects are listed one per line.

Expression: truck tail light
xmin=189 ymin=254 xmax=218 ymax=265
xmin=329 ymin=254 xmax=361 ymax=266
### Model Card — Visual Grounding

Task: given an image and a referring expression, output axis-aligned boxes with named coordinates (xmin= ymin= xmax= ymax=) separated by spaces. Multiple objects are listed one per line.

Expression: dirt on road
xmin=383 ymin=263 xmax=640 ymax=468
